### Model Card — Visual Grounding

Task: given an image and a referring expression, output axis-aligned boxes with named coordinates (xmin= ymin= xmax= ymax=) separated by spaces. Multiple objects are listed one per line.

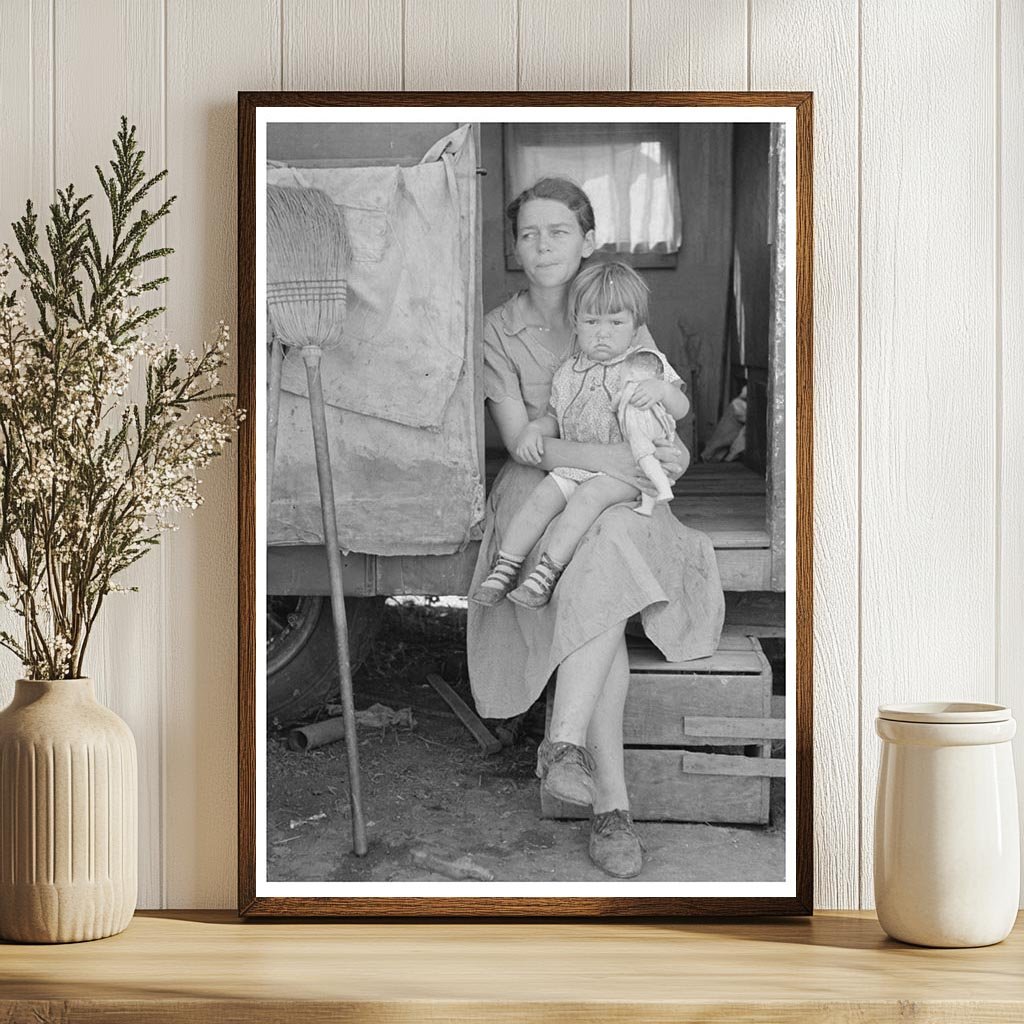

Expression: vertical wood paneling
xmin=860 ymin=1 xmax=998 ymax=908
xmin=164 ymin=0 xmax=279 ymax=908
xmin=283 ymin=0 xmax=402 ymax=90
xmin=1000 ymin=0 xmax=1024 ymax=901
xmin=0 ymin=1 xmax=52 ymax=696
xmin=750 ymin=0 xmax=860 ymax=910
xmin=53 ymin=0 xmax=166 ymax=909
xmin=518 ymin=0 xmax=628 ymax=90
xmin=404 ymin=0 xmax=516 ymax=90
xmin=631 ymin=0 xmax=746 ymax=90
xmin=0 ymin=0 xmax=52 ymax=226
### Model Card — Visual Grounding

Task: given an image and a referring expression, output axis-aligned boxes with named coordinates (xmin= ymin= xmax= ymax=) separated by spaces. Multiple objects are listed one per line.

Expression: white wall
xmin=0 ymin=0 xmax=1018 ymax=911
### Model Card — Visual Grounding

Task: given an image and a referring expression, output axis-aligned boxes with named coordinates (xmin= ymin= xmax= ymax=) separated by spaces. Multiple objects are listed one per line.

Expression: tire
xmin=266 ymin=595 xmax=385 ymax=726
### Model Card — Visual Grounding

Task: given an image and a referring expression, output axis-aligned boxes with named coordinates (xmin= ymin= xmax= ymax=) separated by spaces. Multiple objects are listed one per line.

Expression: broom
xmin=266 ymin=184 xmax=367 ymax=856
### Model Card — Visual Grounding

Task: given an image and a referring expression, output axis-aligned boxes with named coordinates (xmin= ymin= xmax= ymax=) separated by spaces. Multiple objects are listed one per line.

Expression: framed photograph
xmin=238 ymin=92 xmax=813 ymax=917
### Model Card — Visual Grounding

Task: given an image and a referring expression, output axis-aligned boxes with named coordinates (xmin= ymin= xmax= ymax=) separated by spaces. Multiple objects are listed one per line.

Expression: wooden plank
xmin=859 ymin=0 xmax=997 ymax=910
xmin=685 ymin=717 xmax=786 ymax=741
xmin=543 ymin=749 xmax=768 ymax=824
xmin=0 ymin=0 xmax=51 ymax=234
xmin=164 ymin=0 xmax=280 ymax=908
xmin=623 ymin=676 xmax=768 ymax=745
xmin=53 ymin=0 xmax=166 ymax=910
xmin=683 ymin=752 xmax=787 ymax=779
xmin=628 ymin=648 xmax=764 ymax=676
xmin=751 ymin=0 xmax=859 ymax=912
xmin=518 ymin=0 xmax=628 ymax=90
xmin=404 ymin=0 xmax=516 ymax=90
xmin=715 ymin=547 xmax=771 ymax=591
xmin=674 ymin=463 xmax=767 ymax=497
xmin=631 ymin=0 xmax=747 ymax=92
xmin=283 ymin=0 xmax=402 ymax=90
xmin=0 ymin=1 xmax=52 ymax=694
xmin=1001 ymin=0 xmax=1024 ymax=909
xmin=425 ymin=673 xmax=502 ymax=755
xmin=672 ymin=495 xmax=769 ymax=548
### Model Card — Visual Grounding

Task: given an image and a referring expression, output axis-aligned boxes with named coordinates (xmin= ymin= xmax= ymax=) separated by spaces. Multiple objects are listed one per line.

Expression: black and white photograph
xmin=242 ymin=97 xmax=810 ymax=914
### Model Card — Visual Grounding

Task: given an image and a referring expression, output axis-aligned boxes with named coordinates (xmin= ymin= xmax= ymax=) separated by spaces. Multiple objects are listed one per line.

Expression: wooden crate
xmin=541 ymin=635 xmax=780 ymax=825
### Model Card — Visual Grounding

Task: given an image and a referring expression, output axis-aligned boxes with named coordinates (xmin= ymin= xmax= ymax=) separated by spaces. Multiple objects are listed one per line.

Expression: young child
xmin=471 ymin=261 xmax=690 ymax=610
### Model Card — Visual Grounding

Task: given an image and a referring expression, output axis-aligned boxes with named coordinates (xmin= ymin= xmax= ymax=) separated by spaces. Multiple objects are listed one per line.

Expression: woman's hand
xmin=512 ymin=422 xmax=546 ymax=465
xmin=597 ymin=442 xmax=660 ymax=494
xmin=654 ymin=436 xmax=690 ymax=482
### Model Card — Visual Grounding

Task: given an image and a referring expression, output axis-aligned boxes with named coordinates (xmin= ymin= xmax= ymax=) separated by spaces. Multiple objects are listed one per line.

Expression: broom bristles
xmin=267 ymin=184 xmax=350 ymax=350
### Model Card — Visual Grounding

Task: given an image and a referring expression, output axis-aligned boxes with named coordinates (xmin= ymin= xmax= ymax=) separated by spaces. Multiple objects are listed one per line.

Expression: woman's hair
xmin=506 ymin=177 xmax=596 ymax=239
xmin=568 ymin=260 xmax=650 ymax=327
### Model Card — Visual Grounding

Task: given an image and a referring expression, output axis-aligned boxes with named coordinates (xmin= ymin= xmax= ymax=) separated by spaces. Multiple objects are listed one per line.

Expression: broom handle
xmin=267 ymin=335 xmax=284 ymax=507
xmin=301 ymin=344 xmax=368 ymax=857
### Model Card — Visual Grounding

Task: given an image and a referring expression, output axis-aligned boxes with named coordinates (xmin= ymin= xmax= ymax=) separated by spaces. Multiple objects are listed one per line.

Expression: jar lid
xmin=877 ymin=701 xmax=1011 ymax=724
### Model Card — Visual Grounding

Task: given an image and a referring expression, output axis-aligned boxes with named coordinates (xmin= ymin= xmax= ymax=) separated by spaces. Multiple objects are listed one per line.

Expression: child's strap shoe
xmin=470 ymin=551 xmax=523 ymax=606
xmin=508 ymin=552 xmax=565 ymax=609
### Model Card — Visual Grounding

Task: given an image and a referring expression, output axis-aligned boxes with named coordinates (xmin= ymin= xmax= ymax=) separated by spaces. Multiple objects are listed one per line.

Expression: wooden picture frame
xmin=238 ymin=91 xmax=813 ymax=917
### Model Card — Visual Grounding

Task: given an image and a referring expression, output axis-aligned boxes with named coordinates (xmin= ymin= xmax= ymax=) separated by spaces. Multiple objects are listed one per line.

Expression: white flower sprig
xmin=0 ymin=119 xmax=242 ymax=679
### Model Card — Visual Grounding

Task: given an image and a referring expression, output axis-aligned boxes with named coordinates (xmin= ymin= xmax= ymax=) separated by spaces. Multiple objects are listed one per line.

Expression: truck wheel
xmin=267 ymin=595 xmax=385 ymax=726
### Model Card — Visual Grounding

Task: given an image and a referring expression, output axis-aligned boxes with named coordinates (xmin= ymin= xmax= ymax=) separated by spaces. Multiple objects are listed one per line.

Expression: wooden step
xmin=541 ymin=635 xmax=780 ymax=825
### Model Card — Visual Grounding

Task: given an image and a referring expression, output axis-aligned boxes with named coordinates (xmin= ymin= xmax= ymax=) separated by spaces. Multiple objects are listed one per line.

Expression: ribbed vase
xmin=0 ymin=678 xmax=137 ymax=943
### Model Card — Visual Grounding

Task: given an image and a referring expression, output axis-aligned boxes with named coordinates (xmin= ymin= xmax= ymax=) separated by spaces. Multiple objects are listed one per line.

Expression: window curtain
xmin=505 ymin=123 xmax=682 ymax=254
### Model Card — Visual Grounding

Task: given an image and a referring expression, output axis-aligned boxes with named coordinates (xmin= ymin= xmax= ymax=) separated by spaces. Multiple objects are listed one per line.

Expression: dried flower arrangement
xmin=0 ymin=118 xmax=242 ymax=679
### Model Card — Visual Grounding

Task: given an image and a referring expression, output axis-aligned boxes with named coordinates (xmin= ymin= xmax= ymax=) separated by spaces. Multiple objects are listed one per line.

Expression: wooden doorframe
xmin=766 ymin=122 xmax=788 ymax=592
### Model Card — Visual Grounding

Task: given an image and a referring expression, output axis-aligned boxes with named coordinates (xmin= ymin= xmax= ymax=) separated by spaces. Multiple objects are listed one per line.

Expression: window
xmin=504 ymin=123 xmax=682 ymax=268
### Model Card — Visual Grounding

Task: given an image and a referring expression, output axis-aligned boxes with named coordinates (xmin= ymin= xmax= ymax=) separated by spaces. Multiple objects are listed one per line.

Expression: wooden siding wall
xmin=0 ymin=0 xmax=1017 ymax=911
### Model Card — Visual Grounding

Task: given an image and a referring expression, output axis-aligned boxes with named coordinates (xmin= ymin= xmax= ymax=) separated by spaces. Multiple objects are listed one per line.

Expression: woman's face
xmin=514 ymin=199 xmax=595 ymax=289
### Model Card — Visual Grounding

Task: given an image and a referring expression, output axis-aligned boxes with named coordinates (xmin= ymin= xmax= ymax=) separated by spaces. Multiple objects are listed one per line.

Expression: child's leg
xmin=470 ymin=476 xmax=566 ymax=605
xmin=546 ymin=475 xmax=640 ymax=564
xmin=509 ymin=476 xmax=638 ymax=609
xmin=503 ymin=475 xmax=569 ymax=555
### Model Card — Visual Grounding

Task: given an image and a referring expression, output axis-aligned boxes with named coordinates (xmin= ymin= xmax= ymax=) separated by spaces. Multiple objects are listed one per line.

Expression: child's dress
xmin=547 ymin=345 xmax=680 ymax=487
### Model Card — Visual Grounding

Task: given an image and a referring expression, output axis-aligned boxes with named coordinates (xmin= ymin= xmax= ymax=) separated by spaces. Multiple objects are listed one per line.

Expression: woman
xmin=468 ymin=177 xmax=724 ymax=878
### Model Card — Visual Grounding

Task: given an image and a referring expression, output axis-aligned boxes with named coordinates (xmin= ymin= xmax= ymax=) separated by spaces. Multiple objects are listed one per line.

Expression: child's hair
xmin=623 ymin=349 xmax=663 ymax=379
xmin=506 ymin=177 xmax=596 ymax=240
xmin=569 ymin=260 xmax=650 ymax=327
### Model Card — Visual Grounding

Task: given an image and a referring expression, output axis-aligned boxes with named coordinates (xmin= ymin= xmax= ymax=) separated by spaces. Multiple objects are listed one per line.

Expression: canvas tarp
xmin=267 ymin=124 xmax=484 ymax=556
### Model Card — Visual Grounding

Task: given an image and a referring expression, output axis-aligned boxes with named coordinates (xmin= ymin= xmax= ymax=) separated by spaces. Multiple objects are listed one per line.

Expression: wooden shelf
xmin=3 ymin=910 xmax=1023 ymax=1021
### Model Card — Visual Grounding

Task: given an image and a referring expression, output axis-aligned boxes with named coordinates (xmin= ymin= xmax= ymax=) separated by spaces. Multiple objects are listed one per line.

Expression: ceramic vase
xmin=0 ymin=678 xmax=137 ymax=943
xmin=874 ymin=702 xmax=1019 ymax=948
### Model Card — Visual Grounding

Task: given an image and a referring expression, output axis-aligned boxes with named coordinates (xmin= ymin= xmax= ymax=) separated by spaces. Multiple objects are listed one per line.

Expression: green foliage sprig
xmin=0 ymin=117 xmax=242 ymax=679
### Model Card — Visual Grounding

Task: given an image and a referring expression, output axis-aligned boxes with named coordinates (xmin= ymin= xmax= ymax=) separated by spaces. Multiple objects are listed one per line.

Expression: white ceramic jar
xmin=874 ymin=702 xmax=1019 ymax=947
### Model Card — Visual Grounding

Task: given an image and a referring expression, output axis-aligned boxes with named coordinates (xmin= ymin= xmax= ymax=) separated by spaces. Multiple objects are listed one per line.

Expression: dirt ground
xmin=267 ymin=600 xmax=786 ymax=884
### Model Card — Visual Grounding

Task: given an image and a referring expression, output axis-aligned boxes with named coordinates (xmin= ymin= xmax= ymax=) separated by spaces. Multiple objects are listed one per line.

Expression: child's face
xmin=574 ymin=309 xmax=639 ymax=362
xmin=515 ymin=199 xmax=595 ymax=289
